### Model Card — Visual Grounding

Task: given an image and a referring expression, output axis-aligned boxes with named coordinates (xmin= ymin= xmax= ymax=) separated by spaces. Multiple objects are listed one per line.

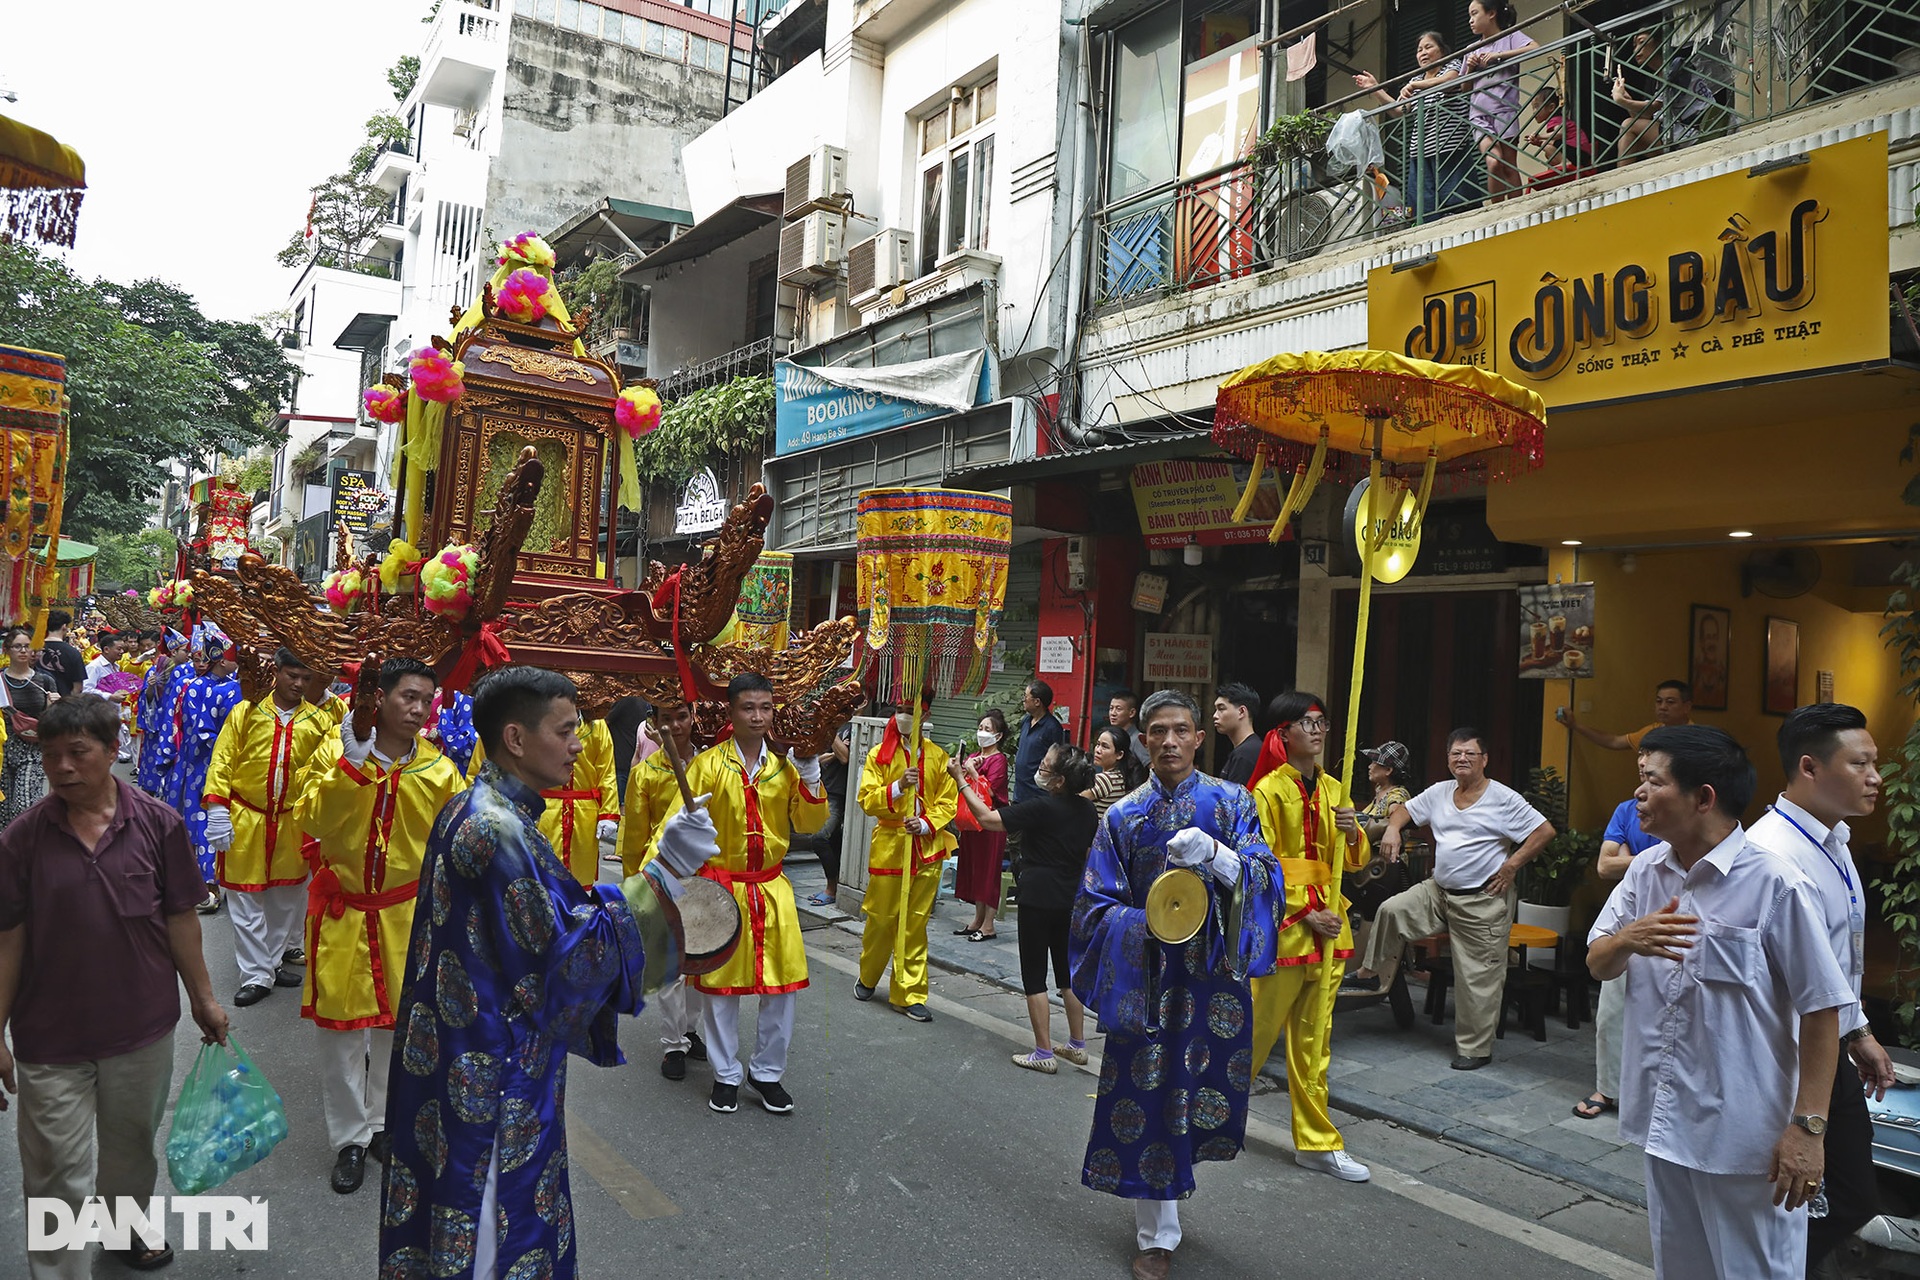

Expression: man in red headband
xmin=293 ymin=656 xmax=466 ymax=1194
xmin=1245 ymin=691 xmax=1372 ymax=1183
xmin=852 ymin=691 xmax=958 ymax=1023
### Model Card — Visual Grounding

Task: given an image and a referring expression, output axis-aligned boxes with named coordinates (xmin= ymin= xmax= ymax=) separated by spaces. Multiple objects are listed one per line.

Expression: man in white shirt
xmin=81 ymin=632 xmax=127 ymax=692
xmin=1343 ymin=727 xmax=1554 ymax=1070
xmin=1589 ymin=725 xmax=1851 ymax=1279
xmin=1746 ymin=705 xmax=1897 ymax=1275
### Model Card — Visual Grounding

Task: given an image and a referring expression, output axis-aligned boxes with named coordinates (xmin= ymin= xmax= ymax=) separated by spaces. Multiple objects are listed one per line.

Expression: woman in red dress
xmin=953 ymin=708 xmax=1009 ymax=940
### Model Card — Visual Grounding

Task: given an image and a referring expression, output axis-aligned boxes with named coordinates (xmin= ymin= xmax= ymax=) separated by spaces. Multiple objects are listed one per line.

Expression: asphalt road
xmin=0 ymin=883 xmax=1653 ymax=1278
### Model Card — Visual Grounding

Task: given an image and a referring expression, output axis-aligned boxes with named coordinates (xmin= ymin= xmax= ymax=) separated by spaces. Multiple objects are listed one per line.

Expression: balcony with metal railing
xmin=654 ymin=336 xmax=776 ymax=402
xmin=421 ymin=0 xmax=504 ymax=109
xmin=1093 ymin=0 xmax=1919 ymax=309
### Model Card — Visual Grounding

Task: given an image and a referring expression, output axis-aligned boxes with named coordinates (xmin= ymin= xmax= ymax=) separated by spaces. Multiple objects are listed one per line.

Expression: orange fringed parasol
xmin=1210 ymin=348 xmax=1548 ymax=985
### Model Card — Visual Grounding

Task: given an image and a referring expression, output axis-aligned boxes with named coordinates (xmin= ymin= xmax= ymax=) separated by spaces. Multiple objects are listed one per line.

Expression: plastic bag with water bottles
xmin=165 ymin=1035 xmax=289 ymax=1194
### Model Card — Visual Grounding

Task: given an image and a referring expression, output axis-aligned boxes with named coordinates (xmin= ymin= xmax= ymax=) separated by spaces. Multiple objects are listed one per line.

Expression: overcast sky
xmin=6 ymin=0 xmax=432 ymax=324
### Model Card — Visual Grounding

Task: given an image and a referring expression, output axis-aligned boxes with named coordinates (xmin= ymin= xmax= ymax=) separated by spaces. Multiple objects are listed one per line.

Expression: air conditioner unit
xmin=783 ymin=145 xmax=848 ymax=219
xmin=451 ymin=108 xmax=478 ymax=139
xmin=777 ymin=210 xmax=846 ymax=285
xmin=846 ymin=228 xmax=914 ymax=302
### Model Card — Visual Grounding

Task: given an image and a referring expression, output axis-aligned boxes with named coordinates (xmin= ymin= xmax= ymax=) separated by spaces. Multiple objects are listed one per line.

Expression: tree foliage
xmin=555 ymin=257 xmax=638 ymax=349
xmin=0 ymin=243 xmax=292 ymax=538
xmin=277 ymin=113 xmax=409 ymax=276
xmin=1876 ymin=426 xmax=1920 ymax=1049
xmin=633 ymin=375 xmax=775 ymax=487
xmin=92 ymin=528 xmax=179 ymax=591
xmin=388 ymin=55 xmax=420 ymax=102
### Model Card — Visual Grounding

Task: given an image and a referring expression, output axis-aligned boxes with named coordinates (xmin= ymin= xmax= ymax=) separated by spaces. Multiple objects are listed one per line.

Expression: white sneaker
xmin=1295 ymin=1149 xmax=1370 ymax=1182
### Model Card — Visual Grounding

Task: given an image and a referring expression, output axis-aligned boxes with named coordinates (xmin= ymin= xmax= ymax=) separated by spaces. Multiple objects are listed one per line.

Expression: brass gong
xmin=1145 ymin=868 xmax=1210 ymax=944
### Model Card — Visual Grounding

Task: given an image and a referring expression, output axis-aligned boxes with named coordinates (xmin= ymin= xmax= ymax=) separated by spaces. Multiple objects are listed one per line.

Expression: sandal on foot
xmin=966 ymin=929 xmax=998 ymax=941
xmin=805 ymin=891 xmax=834 ymax=906
xmin=1572 ymin=1092 xmax=1616 ymax=1119
xmin=118 ymin=1243 xmax=174 ymax=1271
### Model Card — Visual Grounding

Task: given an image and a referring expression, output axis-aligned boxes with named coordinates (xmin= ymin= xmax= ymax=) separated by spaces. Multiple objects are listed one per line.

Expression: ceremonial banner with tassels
xmin=855 ymin=488 xmax=1012 ymax=705
xmin=0 ymin=345 xmax=69 ymax=633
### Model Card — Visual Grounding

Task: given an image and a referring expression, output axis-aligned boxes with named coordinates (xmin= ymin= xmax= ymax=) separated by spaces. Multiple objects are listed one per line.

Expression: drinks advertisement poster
xmin=1518 ymin=583 xmax=1594 ymax=680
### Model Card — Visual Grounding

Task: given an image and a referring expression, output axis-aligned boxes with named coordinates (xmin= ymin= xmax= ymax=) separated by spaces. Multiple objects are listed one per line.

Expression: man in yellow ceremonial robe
xmin=654 ymin=673 xmax=827 ymax=1116
xmin=470 ymin=717 xmax=619 ymax=885
xmin=203 ymin=648 xmax=337 ymax=1005
xmin=295 ymin=656 xmax=466 ymax=1195
xmin=1247 ymin=691 xmax=1373 ymax=1184
xmin=618 ymin=700 xmax=708 ymax=1080
xmin=853 ymin=694 xmax=957 ymax=1023
xmin=306 ymin=668 xmax=349 ymax=724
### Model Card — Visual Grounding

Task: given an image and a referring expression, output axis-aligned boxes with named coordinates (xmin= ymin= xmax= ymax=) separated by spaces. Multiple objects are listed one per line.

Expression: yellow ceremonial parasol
xmin=1210 ymin=349 xmax=1547 ymax=966
xmin=0 ymin=114 xmax=86 ymax=248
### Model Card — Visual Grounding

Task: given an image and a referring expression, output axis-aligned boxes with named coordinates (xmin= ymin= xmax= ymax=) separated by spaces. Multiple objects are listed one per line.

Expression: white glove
xmin=204 ymin=805 xmax=234 ymax=852
xmin=789 ymin=751 xmax=822 ymax=788
xmin=341 ymin=719 xmax=373 ymax=766
xmin=656 ymin=794 xmax=721 ymax=879
xmin=597 ymin=818 xmax=619 ymax=849
xmin=1208 ymin=846 xmax=1243 ymax=887
xmin=1166 ymin=828 xmax=1221 ymax=872
xmin=904 ymin=816 xmax=931 ymax=836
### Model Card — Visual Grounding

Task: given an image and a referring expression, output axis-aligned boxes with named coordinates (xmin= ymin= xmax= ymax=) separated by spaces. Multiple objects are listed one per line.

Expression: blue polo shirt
xmin=1603 ymin=797 xmax=1659 ymax=856
xmin=1012 ymin=711 xmax=1065 ymax=804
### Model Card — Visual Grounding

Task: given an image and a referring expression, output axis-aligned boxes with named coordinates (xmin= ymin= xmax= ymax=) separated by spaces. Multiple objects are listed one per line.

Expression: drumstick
xmin=648 ymin=717 xmax=697 ymax=810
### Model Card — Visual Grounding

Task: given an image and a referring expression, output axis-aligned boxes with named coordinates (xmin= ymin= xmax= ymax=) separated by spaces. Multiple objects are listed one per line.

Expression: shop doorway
xmin=1329 ymin=588 xmax=1543 ymax=792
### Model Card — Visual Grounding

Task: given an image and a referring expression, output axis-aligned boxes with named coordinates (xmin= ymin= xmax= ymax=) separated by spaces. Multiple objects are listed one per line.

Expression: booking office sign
xmin=1366 ymin=133 xmax=1889 ymax=409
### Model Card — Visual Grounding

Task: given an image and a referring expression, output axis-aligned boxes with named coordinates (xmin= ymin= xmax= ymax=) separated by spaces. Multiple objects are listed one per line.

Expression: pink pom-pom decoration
xmin=322 ymin=568 xmax=368 ymax=614
xmin=363 ymin=384 xmax=406 ymax=423
xmin=495 ymin=269 xmax=554 ymax=324
xmin=421 ymin=544 xmax=481 ymax=620
xmin=496 ymin=232 xmax=556 ymax=270
xmin=147 ymin=586 xmax=167 ymax=610
xmin=614 ymin=387 xmax=663 ymax=441
xmin=408 ymin=347 xmax=465 ymax=404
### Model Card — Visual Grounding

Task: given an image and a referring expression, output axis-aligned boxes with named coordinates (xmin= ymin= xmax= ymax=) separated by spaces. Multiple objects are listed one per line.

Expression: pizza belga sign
xmin=773 ymin=350 xmax=991 ymax=456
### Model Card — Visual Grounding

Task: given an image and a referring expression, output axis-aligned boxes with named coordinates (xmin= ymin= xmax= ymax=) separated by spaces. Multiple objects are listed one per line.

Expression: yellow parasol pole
xmin=899 ymin=641 xmax=928 ymax=987
xmin=1330 ymin=416 xmax=1386 ymax=992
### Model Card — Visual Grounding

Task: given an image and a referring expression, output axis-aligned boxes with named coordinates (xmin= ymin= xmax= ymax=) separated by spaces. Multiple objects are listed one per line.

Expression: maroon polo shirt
xmin=0 ymin=778 xmax=205 ymax=1063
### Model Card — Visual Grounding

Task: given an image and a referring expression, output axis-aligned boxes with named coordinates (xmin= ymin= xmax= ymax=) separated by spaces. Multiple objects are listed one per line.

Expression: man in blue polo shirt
xmin=1573 ymin=794 xmax=1660 ymax=1119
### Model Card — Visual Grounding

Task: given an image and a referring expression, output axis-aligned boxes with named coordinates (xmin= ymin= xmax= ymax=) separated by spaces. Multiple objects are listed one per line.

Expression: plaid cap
xmin=1361 ymin=741 xmax=1411 ymax=774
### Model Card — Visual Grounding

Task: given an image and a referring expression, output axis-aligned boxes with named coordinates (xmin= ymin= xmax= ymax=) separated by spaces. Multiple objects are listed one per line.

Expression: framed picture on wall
xmin=1688 ymin=605 xmax=1730 ymax=711
xmin=1765 ymin=617 xmax=1801 ymax=715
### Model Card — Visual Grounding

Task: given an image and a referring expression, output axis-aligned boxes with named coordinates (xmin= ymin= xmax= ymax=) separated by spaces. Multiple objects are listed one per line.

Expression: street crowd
xmin=0 ymin=612 xmax=1896 ymax=1280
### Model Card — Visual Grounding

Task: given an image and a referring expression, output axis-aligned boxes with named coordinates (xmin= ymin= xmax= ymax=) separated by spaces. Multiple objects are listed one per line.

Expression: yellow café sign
xmin=1366 ymin=132 xmax=1888 ymax=409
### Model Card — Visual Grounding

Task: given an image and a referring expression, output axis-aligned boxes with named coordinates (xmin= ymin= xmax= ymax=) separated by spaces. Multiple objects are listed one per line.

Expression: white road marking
xmin=808 ymin=947 xmax=1651 ymax=1280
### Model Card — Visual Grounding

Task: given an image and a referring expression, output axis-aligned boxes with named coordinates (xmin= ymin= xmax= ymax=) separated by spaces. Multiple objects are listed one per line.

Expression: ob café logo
xmin=1402 ymin=279 xmax=1496 ymax=369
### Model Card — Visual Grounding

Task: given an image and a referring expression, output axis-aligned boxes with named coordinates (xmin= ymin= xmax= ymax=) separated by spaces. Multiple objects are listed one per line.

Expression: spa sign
xmin=1366 ymin=132 xmax=1888 ymax=410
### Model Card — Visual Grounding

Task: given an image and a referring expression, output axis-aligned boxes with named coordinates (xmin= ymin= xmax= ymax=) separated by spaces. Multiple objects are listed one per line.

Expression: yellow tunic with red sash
xmin=1250 ymin=762 xmax=1371 ymax=965
xmin=854 ymin=727 xmax=958 ymax=1006
xmin=312 ymin=693 xmax=349 ymax=724
xmin=658 ymin=740 xmax=828 ymax=997
xmin=202 ymin=698 xmax=336 ymax=891
xmin=294 ymin=737 xmax=467 ymax=1029
xmin=618 ymin=750 xmax=683 ymax=878
xmin=469 ymin=720 xmax=620 ymax=885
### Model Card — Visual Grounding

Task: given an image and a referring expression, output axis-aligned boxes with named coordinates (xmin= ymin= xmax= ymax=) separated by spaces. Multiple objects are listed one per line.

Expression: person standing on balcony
xmin=1353 ymin=32 xmax=1478 ymax=219
xmin=1459 ymin=0 xmax=1538 ymax=201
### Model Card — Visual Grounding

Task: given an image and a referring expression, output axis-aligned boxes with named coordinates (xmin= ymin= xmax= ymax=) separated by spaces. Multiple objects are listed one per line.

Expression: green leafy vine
xmin=633 ymin=374 xmax=775 ymax=487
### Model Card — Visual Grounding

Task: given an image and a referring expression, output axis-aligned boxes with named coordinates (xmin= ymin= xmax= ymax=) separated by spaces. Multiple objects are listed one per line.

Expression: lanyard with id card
xmin=1770 ymin=805 xmax=1865 ymax=981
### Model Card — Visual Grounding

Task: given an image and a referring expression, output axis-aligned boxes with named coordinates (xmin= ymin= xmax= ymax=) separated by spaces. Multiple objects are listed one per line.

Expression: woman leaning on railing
xmin=1352 ymin=30 xmax=1480 ymax=221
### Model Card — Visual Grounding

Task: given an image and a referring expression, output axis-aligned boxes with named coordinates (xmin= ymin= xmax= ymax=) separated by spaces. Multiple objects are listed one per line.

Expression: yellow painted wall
xmin=1538 ymin=544 xmax=1911 ymax=847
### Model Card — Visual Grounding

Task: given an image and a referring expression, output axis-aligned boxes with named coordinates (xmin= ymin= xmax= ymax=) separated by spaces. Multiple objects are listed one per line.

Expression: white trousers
xmin=17 ymin=1036 xmax=173 ymax=1280
xmin=1646 ymin=1153 xmax=1805 ymax=1279
xmin=473 ymin=1144 xmax=501 ymax=1280
xmin=1594 ymin=976 xmax=1625 ymax=1100
xmin=657 ymin=977 xmax=706 ymax=1052
xmin=702 ymin=993 xmax=796 ymax=1086
xmin=1133 ymin=1198 xmax=1182 ymax=1252
xmin=229 ymin=883 xmax=307 ymax=988
xmin=315 ymin=1025 xmax=393 ymax=1150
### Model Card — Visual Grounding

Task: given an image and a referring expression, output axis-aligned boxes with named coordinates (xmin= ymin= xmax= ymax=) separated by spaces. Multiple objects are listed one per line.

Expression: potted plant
xmin=1518 ymin=766 xmax=1601 ymax=966
xmin=1252 ymin=109 xmax=1335 ymax=196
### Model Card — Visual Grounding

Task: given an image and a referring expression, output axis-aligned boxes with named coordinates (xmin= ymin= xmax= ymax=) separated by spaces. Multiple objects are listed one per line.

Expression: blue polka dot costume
xmin=177 ymin=674 xmax=241 ymax=882
xmin=1069 ymin=770 xmax=1282 ymax=1202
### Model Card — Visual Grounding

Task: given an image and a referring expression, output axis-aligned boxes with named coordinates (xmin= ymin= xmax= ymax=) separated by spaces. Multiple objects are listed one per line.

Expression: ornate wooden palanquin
xmin=430 ymin=309 xmax=617 ymax=595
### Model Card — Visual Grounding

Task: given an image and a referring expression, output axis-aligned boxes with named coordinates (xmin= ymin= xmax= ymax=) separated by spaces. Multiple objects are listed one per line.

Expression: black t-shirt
xmin=37 ymin=639 xmax=86 ymax=697
xmin=1220 ymin=735 xmax=1261 ymax=787
xmin=1000 ymin=792 xmax=1098 ymax=911
xmin=820 ymin=724 xmax=852 ymax=805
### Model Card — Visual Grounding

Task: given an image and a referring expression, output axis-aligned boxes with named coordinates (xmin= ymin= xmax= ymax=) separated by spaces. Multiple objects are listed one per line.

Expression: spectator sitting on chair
xmin=0 ymin=694 xmax=230 ymax=1278
xmin=1342 ymin=727 xmax=1554 ymax=1071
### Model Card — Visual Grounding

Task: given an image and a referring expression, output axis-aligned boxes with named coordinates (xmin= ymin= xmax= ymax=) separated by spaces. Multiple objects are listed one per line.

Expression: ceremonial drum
xmin=676 ymin=877 xmax=743 ymax=976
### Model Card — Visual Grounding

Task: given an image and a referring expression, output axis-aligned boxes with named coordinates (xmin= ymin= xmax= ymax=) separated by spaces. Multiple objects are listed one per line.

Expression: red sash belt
xmin=309 ymin=866 xmax=419 ymax=920
xmin=700 ymin=864 xmax=783 ymax=889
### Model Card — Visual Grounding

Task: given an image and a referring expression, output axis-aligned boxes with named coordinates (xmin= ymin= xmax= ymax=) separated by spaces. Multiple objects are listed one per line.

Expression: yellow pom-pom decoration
xmin=379 ymin=540 xmax=425 ymax=594
xmin=421 ymin=543 xmax=481 ymax=620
